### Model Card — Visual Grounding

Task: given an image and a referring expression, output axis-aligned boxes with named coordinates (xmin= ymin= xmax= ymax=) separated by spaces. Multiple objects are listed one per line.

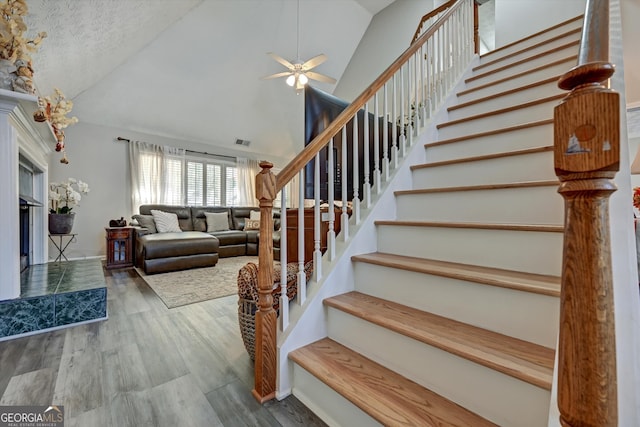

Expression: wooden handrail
xmin=554 ymin=0 xmax=619 ymax=426
xmin=411 ymin=0 xmax=457 ymax=45
xmin=254 ymin=0 xmax=472 ymax=403
xmin=276 ymin=0 xmax=465 ymax=192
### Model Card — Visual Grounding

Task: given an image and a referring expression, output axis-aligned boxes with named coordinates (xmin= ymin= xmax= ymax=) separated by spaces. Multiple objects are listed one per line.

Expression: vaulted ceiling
xmin=23 ymin=0 xmax=396 ymax=161
xmin=20 ymin=0 xmax=640 ymax=160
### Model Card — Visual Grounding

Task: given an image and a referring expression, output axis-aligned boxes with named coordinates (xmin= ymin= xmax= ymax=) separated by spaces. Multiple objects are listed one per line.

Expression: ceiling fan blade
xmin=301 ymin=53 xmax=327 ymax=70
xmin=306 ymin=71 xmax=336 ymax=84
xmin=267 ymin=52 xmax=294 ymax=70
xmin=262 ymin=71 xmax=293 ymax=80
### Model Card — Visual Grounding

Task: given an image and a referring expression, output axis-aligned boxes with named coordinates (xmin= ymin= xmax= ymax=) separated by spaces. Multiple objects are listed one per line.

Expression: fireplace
xmin=19 ymin=160 xmax=43 ymax=272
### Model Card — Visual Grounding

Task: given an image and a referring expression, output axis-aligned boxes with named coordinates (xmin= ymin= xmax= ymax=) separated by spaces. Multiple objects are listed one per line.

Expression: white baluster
xmin=392 ymin=74 xmax=399 ymax=169
xmin=373 ymin=93 xmax=381 ymax=194
xmin=382 ymin=82 xmax=389 ymax=182
xmin=313 ymin=152 xmax=322 ymax=282
xmin=363 ymin=103 xmax=371 ymax=209
xmin=340 ymin=126 xmax=349 ymax=241
xmin=407 ymin=58 xmax=413 ymax=146
xmin=297 ymin=169 xmax=306 ymax=305
xmin=399 ymin=67 xmax=406 ymax=157
xmin=419 ymin=43 xmax=426 ymax=126
xmin=352 ymin=112 xmax=360 ymax=224
xmin=327 ymin=139 xmax=336 ymax=261
xmin=279 ymin=188 xmax=288 ymax=331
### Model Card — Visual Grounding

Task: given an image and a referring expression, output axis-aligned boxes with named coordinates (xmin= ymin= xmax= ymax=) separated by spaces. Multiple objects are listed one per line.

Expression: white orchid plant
xmin=49 ymin=178 xmax=89 ymax=214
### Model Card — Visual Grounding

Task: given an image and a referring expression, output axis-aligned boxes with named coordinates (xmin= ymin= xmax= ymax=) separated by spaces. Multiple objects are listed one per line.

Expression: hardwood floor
xmin=0 ymin=267 xmax=326 ymax=427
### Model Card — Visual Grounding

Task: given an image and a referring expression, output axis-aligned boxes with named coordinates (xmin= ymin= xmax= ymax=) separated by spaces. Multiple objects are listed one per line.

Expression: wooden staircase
xmin=288 ymin=15 xmax=584 ymax=427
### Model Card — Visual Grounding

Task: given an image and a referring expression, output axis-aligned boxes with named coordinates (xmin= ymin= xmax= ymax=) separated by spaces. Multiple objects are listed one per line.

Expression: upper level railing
xmin=553 ymin=0 xmax=619 ymax=425
xmin=252 ymin=0 xmax=477 ymax=402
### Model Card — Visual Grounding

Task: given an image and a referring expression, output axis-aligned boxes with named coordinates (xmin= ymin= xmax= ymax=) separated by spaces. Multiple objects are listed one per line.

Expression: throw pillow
xmin=205 ymin=211 xmax=230 ymax=232
xmin=150 ymin=210 xmax=182 ymax=233
xmin=132 ymin=214 xmax=157 ymax=233
xmin=244 ymin=219 xmax=260 ymax=231
xmin=249 ymin=210 xmax=261 ymax=221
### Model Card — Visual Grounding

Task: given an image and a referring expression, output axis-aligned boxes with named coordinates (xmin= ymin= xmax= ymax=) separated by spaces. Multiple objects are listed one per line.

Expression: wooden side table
xmin=105 ymin=227 xmax=134 ymax=269
xmin=285 ymin=207 xmax=348 ymax=263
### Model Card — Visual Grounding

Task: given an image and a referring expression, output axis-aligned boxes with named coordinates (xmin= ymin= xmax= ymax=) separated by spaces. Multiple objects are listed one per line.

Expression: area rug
xmin=136 ymin=256 xmax=259 ymax=309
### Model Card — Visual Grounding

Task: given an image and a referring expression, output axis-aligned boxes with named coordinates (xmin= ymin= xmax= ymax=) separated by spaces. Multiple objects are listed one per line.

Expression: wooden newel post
xmin=554 ymin=60 xmax=619 ymax=426
xmin=252 ymin=161 xmax=277 ymax=403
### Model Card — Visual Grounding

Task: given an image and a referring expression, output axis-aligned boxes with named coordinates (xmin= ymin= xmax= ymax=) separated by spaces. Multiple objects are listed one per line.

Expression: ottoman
xmin=136 ymin=231 xmax=219 ymax=274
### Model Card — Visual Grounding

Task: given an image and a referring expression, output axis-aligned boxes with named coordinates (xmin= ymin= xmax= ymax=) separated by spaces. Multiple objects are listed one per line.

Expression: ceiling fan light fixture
xmin=286 ymin=74 xmax=296 ymax=86
xmin=298 ymin=73 xmax=308 ymax=85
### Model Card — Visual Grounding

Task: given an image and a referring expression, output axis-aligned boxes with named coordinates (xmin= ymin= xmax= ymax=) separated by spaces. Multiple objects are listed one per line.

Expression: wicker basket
xmin=237 ymin=261 xmax=313 ymax=360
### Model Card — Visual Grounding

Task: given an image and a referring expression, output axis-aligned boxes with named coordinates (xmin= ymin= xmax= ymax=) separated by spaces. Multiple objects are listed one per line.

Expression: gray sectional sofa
xmin=134 ymin=204 xmax=281 ymax=274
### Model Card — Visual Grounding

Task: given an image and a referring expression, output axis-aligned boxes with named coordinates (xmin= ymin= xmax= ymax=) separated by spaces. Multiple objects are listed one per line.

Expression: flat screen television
xmin=304 ymin=85 xmax=397 ymax=202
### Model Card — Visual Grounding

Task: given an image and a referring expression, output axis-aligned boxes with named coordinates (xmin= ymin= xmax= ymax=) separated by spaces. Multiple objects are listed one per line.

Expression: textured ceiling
xmin=21 ymin=0 xmax=394 ymax=160
xmin=24 ymin=0 xmax=203 ymax=99
xmin=18 ymin=0 xmax=640 ymax=161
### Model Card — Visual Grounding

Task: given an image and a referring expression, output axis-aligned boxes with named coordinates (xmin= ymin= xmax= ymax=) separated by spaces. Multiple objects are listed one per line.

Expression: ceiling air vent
xmin=235 ymin=138 xmax=251 ymax=146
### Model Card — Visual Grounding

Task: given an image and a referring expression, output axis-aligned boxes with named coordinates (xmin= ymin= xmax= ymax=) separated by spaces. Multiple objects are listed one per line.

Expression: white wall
xmin=47 ymin=122 xmax=289 ymax=259
xmin=494 ymin=0 xmax=585 ymax=48
xmin=334 ymin=0 xmax=434 ymax=102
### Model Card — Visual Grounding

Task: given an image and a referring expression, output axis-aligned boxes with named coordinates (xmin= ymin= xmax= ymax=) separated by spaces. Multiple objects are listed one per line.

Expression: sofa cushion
xmin=132 ymin=214 xmax=157 ymax=233
xmin=205 ymin=211 xmax=230 ymax=232
xmin=250 ymin=210 xmax=261 ymax=221
xmin=151 ymin=210 xmax=182 ymax=233
xmin=140 ymin=205 xmax=193 ymax=231
xmin=210 ymin=230 xmax=247 ymax=246
xmin=244 ymin=219 xmax=260 ymax=231
xmin=140 ymin=231 xmax=219 ymax=259
xmin=191 ymin=207 xmax=232 ymax=232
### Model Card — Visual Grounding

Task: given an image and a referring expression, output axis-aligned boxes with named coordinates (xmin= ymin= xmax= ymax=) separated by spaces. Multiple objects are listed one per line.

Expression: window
xmin=133 ymin=144 xmax=238 ymax=207
xmin=185 ymin=156 xmax=237 ymax=206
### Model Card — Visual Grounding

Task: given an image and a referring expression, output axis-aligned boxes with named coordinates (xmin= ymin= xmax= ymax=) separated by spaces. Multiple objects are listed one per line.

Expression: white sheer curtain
xmin=129 ymin=140 xmax=185 ymax=213
xmin=236 ymin=157 xmax=261 ymax=206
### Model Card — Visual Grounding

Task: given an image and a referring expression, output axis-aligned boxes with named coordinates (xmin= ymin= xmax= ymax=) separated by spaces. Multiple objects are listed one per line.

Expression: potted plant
xmin=48 ymin=178 xmax=89 ymax=234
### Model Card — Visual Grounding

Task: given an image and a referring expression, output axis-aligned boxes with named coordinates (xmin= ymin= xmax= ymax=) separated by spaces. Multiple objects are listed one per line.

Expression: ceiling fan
xmin=263 ymin=0 xmax=336 ymax=92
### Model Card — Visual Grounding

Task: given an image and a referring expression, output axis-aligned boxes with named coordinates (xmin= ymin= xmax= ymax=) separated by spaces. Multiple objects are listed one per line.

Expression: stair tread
xmin=289 ymin=337 xmax=497 ymax=426
xmin=473 ymin=27 xmax=581 ymax=72
xmin=459 ymin=56 xmax=576 ymax=97
xmin=374 ymin=220 xmax=564 ymax=233
xmin=426 ymin=119 xmax=553 ymax=147
xmin=324 ymin=292 xmax=555 ymax=389
xmin=411 ymin=146 xmax=553 ymax=170
xmin=395 ymin=179 xmax=559 ymax=195
xmin=352 ymin=252 xmax=560 ymax=297
xmin=436 ymin=94 xmax=563 ymax=130
xmin=480 ymin=15 xmax=582 ymax=61
xmin=466 ymin=40 xmax=579 ymax=84
xmin=449 ymin=77 xmax=560 ymax=112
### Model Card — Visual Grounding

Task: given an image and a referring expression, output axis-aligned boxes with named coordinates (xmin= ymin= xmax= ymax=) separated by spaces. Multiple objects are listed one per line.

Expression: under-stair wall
xmin=288 ymin=15 xmax=578 ymax=427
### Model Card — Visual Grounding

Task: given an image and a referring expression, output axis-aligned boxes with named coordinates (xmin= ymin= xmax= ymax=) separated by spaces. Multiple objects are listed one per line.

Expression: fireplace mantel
xmin=0 ymin=88 xmax=55 ymax=301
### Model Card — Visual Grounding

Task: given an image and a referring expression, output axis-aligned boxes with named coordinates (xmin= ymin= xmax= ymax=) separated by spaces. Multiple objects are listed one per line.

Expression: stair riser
xmin=449 ymin=81 xmax=562 ymax=120
xmin=468 ymin=44 xmax=578 ymax=88
xmin=395 ymin=186 xmax=563 ymax=225
xmin=479 ymin=20 xmax=582 ymax=64
xmin=292 ymin=364 xmax=383 ymax=427
xmin=426 ymin=124 xmax=554 ymax=163
xmin=327 ymin=308 xmax=552 ymax=427
xmin=376 ymin=225 xmax=563 ymax=275
xmin=437 ymin=101 xmax=556 ymax=140
xmin=459 ymin=59 xmax=573 ymax=103
xmin=413 ymin=151 xmax=556 ymax=188
xmin=354 ymin=262 xmax=559 ymax=348
xmin=475 ymin=32 xmax=580 ymax=76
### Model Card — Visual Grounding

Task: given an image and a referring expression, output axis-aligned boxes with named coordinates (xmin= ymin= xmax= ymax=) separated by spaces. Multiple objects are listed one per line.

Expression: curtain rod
xmin=116 ymin=136 xmax=237 ymax=160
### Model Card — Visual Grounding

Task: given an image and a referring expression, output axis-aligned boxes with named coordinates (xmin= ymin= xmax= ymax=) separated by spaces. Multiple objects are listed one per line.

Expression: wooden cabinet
xmin=285 ymin=208 xmax=347 ymax=263
xmin=105 ymin=227 xmax=134 ymax=269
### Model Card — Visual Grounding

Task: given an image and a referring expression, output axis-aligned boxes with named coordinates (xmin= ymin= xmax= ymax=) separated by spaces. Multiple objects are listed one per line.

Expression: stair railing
xmin=252 ymin=0 xmax=476 ymax=402
xmin=554 ymin=0 xmax=619 ymax=425
xmin=411 ymin=0 xmax=479 ymax=54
